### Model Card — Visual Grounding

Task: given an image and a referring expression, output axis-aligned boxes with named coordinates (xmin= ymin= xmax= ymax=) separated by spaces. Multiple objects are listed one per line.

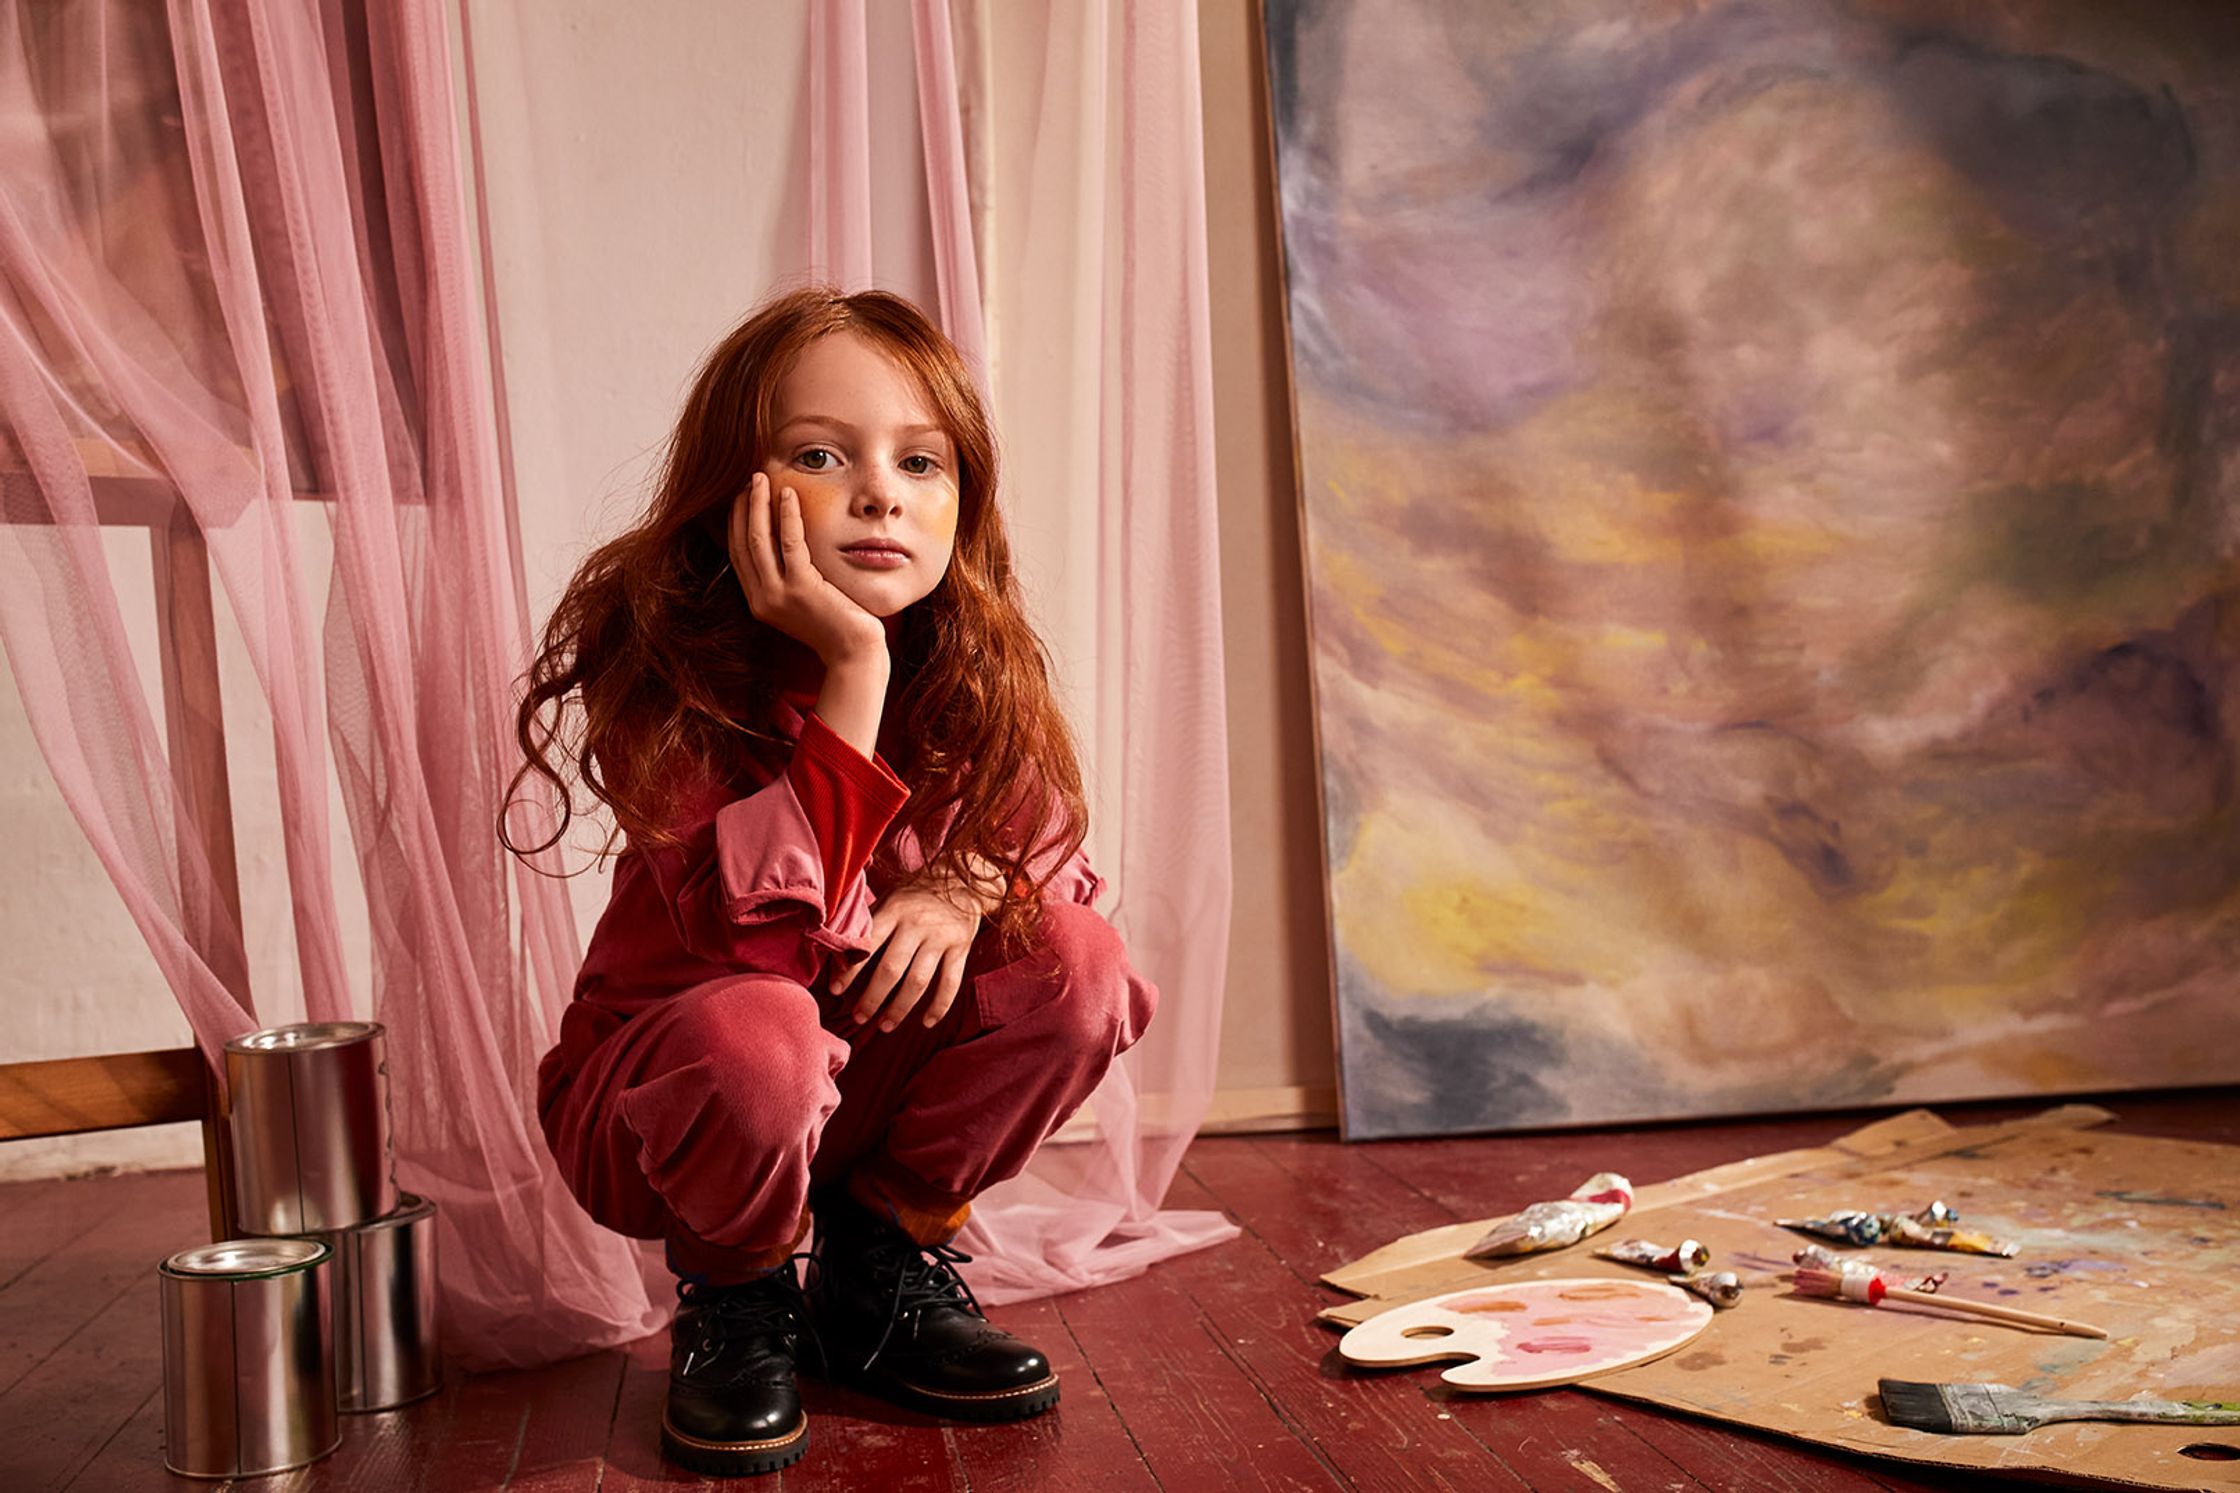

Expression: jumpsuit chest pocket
xmin=961 ymin=902 xmax=1137 ymax=1037
xmin=967 ymin=945 xmax=1072 ymax=1030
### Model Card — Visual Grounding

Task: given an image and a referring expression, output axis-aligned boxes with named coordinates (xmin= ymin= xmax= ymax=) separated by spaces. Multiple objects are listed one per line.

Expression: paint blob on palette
xmin=1340 ymin=1278 xmax=1716 ymax=1391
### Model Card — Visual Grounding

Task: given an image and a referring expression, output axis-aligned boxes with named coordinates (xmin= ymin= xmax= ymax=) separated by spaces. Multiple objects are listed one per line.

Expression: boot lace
xmin=863 ymin=1241 xmax=984 ymax=1371
xmin=678 ymin=1255 xmax=824 ymax=1381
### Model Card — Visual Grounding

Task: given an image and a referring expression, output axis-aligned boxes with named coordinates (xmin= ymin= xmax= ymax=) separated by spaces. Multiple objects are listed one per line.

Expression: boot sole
xmin=851 ymin=1368 xmax=1061 ymax=1423
xmin=660 ymin=1413 xmax=808 ymax=1476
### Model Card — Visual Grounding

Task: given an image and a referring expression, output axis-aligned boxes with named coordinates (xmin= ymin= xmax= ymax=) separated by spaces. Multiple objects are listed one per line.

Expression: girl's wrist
xmin=960 ymin=853 xmax=1007 ymax=916
xmin=817 ymin=623 xmax=890 ymax=673
xmin=813 ymin=649 xmax=890 ymax=758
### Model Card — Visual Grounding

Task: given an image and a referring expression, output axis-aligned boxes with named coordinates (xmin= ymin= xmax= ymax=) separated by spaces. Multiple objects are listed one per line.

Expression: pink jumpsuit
xmin=536 ymin=701 xmax=1156 ymax=1284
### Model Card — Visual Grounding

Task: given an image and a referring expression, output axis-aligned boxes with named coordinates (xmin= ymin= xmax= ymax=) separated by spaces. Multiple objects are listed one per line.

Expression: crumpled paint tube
xmin=1672 ymin=1270 xmax=1744 ymax=1308
xmin=1594 ymin=1237 xmax=1736 ymax=1306
xmin=1465 ymin=1172 xmax=1634 ymax=1259
xmin=1777 ymin=1199 xmax=2017 ymax=1257
xmin=1882 ymin=1199 xmax=2016 ymax=1257
xmin=1778 ymin=1208 xmax=1885 ymax=1245
xmin=1792 ymin=1243 xmax=1947 ymax=1295
xmin=1595 ymin=1238 xmax=1711 ymax=1273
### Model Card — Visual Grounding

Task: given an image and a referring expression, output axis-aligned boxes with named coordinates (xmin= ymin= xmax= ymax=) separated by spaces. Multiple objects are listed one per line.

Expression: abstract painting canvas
xmin=1264 ymin=1 xmax=2240 ymax=1136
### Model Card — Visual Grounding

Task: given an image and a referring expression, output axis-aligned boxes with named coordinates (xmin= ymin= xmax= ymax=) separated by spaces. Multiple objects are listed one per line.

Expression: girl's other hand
xmin=838 ymin=877 xmax=996 ymax=1033
xmin=729 ymin=473 xmax=885 ymax=666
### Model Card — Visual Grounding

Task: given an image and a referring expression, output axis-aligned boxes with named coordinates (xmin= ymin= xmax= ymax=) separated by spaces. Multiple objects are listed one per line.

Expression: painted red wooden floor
xmin=6 ymin=1090 xmax=2233 ymax=1492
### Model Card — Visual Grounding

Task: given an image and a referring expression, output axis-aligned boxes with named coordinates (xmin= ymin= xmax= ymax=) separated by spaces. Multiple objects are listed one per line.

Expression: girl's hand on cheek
xmin=729 ymin=472 xmax=884 ymax=666
xmin=838 ymin=884 xmax=986 ymax=1034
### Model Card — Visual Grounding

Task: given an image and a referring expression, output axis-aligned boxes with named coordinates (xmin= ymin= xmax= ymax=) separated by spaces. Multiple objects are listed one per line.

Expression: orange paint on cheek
xmin=765 ymin=473 xmax=850 ymax=544
xmin=762 ymin=468 xmax=843 ymax=508
xmin=923 ymin=486 xmax=960 ymax=543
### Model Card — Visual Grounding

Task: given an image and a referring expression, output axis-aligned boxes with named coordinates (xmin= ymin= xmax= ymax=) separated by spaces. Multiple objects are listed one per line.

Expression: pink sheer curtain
xmin=0 ymin=0 xmax=657 ymax=1368
xmin=801 ymin=0 xmax=1239 ymax=1300
xmin=950 ymin=0 xmax=1240 ymax=1301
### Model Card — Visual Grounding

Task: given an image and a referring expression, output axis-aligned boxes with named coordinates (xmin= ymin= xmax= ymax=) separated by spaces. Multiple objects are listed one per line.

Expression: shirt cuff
xmin=786 ymin=712 xmax=911 ymax=917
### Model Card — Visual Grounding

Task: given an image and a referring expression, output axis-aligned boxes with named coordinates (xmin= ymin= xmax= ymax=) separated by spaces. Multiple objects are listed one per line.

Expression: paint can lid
xmin=162 ymin=1237 xmax=331 ymax=1279
xmin=225 ymin=1020 xmax=385 ymax=1054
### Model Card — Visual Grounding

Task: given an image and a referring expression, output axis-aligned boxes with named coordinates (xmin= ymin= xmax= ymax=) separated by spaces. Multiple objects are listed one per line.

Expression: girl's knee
xmin=633 ymin=979 xmax=844 ymax=1141
xmin=1031 ymin=903 xmax=1157 ymax=1050
xmin=1036 ymin=901 xmax=1122 ymax=977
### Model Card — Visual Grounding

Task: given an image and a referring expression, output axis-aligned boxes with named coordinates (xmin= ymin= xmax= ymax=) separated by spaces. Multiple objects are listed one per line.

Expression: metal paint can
xmin=323 ymin=1192 xmax=442 ymax=1411
xmin=225 ymin=1021 xmax=396 ymax=1235
xmin=158 ymin=1238 xmax=340 ymax=1478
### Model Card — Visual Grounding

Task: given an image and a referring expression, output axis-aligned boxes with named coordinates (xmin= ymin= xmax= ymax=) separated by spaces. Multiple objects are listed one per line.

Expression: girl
xmin=510 ymin=288 xmax=1156 ymax=1477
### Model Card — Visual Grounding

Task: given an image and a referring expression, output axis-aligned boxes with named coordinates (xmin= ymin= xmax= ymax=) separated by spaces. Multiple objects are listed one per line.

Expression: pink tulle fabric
xmin=884 ymin=0 xmax=1243 ymax=1299
xmin=0 ymin=0 xmax=659 ymax=1368
xmin=0 ymin=0 xmax=1232 ymax=1372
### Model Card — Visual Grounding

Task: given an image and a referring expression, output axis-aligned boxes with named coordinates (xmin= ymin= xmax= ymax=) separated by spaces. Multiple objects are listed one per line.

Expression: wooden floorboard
xmin=13 ymin=1268 xmax=178 ymax=1490
xmin=1169 ymin=1152 xmax=1536 ymax=1492
xmin=1056 ymin=1189 xmax=1350 ymax=1491
xmin=589 ymin=1331 xmax=707 ymax=1493
xmin=0 ymin=1169 xmax=205 ymax=1399
xmin=776 ymin=1376 xmax=964 ymax=1493
xmin=3 ymin=1088 xmax=2230 ymax=1491
xmin=7 ymin=1169 xmax=206 ymax=1492
xmin=272 ymin=1390 xmax=458 ymax=1493
xmin=57 ymin=1384 xmax=172 ymax=1493
xmin=946 ymin=1296 xmax=1160 ymax=1493
xmin=0 ymin=1177 xmax=84 ymax=1290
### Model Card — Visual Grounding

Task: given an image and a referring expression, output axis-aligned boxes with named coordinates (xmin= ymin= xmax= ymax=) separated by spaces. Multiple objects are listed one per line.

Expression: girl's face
xmin=760 ymin=330 xmax=961 ymax=619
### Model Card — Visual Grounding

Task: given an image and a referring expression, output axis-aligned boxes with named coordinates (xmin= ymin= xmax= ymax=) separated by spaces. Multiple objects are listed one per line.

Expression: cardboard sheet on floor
xmin=1320 ymin=1106 xmax=2240 ymax=1492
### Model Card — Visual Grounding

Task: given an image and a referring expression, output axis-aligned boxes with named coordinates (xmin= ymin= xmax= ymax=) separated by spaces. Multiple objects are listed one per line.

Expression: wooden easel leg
xmin=197 ymin=1056 xmax=236 ymax=1241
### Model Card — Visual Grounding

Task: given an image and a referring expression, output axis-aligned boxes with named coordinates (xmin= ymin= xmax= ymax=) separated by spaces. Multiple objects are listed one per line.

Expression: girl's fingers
xmin=727 ymin=481 xmax=752 ymax=578
xmin=836 ymin=909 xmax=894 ymax=994
xmin=767 ymin=481 xmax=790 ymax=578
xmin=919 ymin=948 xmax=968 ymax=1029
xmin=852 ymin=935 xmax=916 ymax=1024
xmin=776 ymin=487 xmax=811 ymax=577
xmin=878 ymin=945 xmax=948 ymax=1032
xmin=738 ymin=475 xmax=781 ymax=595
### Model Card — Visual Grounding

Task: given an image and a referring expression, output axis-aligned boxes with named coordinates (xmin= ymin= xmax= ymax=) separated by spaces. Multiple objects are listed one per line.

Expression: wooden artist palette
xmin=1339 ymin=1277 xmax=1715 ymax=1391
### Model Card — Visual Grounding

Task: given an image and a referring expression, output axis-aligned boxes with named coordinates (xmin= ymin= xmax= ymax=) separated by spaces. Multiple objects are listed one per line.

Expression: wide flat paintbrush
xmin=1791 ymin=1265 xmax=2108 ymax=1339
xmin=1879 ymin=1377 xmax=2240 ymax=1436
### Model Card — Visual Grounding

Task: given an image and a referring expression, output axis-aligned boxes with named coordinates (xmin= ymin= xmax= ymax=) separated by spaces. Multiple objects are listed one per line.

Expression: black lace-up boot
xmin=812 ymin=1190 xmax=1060 ymax=1421
xmin=660 ymin=1265 xmax=815 ymax=1476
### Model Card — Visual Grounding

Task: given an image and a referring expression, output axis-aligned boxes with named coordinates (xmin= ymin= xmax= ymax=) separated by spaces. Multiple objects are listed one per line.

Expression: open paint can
xmin=226 ymin=1021 xmax=396 ymax=1235
xmin=323 ymin=1192 xmax=442 ymax=1411
xmin=158 ymin=1238 xmax=340 ymax=1478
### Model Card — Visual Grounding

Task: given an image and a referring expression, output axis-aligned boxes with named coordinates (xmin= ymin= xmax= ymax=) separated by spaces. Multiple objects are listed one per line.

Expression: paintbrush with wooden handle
xmin=1879 ymin=1378 xmax=2240 ymax=1435
xmin=1791 ymin=1265 xmax=2107 ymax=1338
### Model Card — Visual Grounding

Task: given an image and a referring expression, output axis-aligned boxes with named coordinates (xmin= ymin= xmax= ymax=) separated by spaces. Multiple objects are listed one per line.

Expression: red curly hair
xmin=505 ymin=287 xmax=1087 ymax=938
